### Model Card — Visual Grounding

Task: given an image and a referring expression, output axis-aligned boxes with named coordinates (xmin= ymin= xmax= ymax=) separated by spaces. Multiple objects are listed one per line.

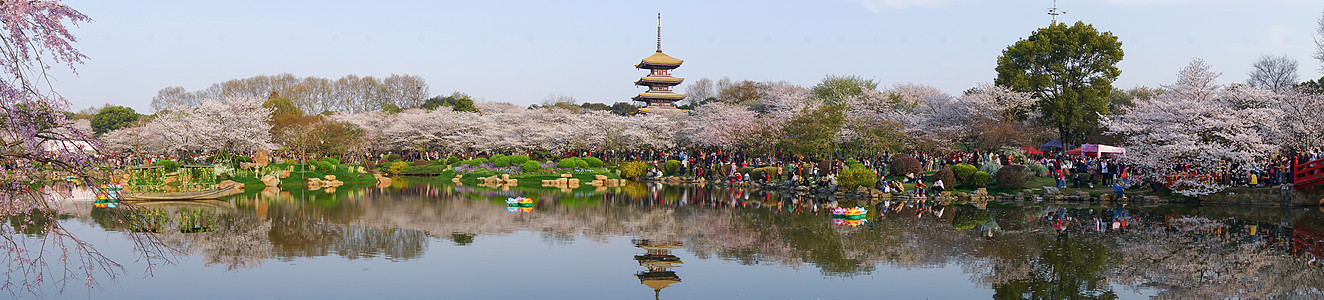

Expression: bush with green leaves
xmin=386 ymin=154 xmax=403 ymax=161
xmin=1027 ymin=163 xmax=1049 ymax=178
xmin=558 ymin=158 xmax=576 ymax=169
xmin=575 ymin=158 xmax=590 ymax=169
xmin=621 ymin=161 xmax=649 ymax=179
xmin=314 ymin=160 xmax=335 ymax=172
xmin=152 ymin=160 xmax=180 ymax=172
xmin=978 ymin=162 xmax=1002 ymax=180
xmin=509 ymin=155 xmax=530 ymax=165
xmin=323 ymin=157 xmax=340 ymax=166
xmin=890 ymin=154 xmax=922 ymax=176
xmin=972 ymin=171 xmax=991 ymax=188
xmin=521 ymin=160 xmax=542 ymax=172
xmin=949 ymin=164 xmax=977 ymax=185
xmin=995 ymin=165 xmax=1026 ymax=190
xmin=492 ymin=155 xmax=512 ymax=167
xmin=429 ymin=159 xmax=447 ymax=165
xmin=838 ymin=166 xmax=878 ymax=190
xmin=584 ymin=156 xmax=604 ymax=167
xmin=844 ymin=158 xmax=862 ymax=168
xmin=663 ymin=160 xmax=682 ymax=175
xmin=401 ymin=165 xmax=448 ymax=175
xmin=446 ymin=157 xmax=461 ymax=165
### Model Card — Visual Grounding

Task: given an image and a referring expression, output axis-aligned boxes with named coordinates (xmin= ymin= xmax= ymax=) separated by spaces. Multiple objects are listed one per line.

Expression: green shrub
xmin=978 ymin=162 xmax=1002 ymax=180
xmin=737 ymin=167 xmax=754 ymax=175
xmin=663 ymin=160 xmax=682 ymax=175
xmin=323 ymin=157 xmax=340 ymax=166
xmin=387 ymin=161 xmax=411 ymax=175
xmin=558 ymin=158 xmax=578 ymax=168
xmin=446 ymin=157 xmax=461 ymax=165
xmin=838 ymin=166 xmax=877 ymax=190
xmin=153 ymin=160 xmax=180 ymax=172
xmin=492 ymin=156 xmax=512 ymax=167
xmin=1028 ymin=163 xmax=1049 ymax=178
xmin=621 ymin=161 xmax=649 ymax=179
xmin=972 ymin=171 xmax=991 ymax=188
xmin=429 ymin=159 xmax=447 ymax=165
xmin=933 ymin=169 xmax=956 ymax=187
xmin=233 ymin=156 xmax=253 ymax=163
xmin=521 ymin=161 xmax=542 ymax=172
xmin=584 ymin=157 xmax=604 ymax=167
xmin=401 ymin=165 xmax=448 ymax=175
xmin=995 ymin=165 xmax=1026 ymax=190
xmin=314 ymin=160 xmax=336 ymax=172
xmin=844 ymin=158 xmax=862 ymax=168
xmin=473 ymin=158 xmax=488 ymax=165
xmin=575 ymin=158 xmax=590 ymax=169
xmin=950 ymin=164 xmax=977 ymax=185
xmin=890 ymin=154 xmax=922 ymax=176
xmin=386 ymin=154 xmax=403 ymax=161
xmin=509 ymin=155 xmax=530 ymax=165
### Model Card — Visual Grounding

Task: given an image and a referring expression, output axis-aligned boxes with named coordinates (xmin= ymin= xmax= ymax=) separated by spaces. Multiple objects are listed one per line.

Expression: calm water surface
xmin=20 ymin=178 xmax=1324 ymax=299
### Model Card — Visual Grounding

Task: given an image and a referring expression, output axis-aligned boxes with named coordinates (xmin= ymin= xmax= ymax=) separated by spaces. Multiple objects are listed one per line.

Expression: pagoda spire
xmin=656 ymin=13 xmax=662 ymax=52
xmin=633 ymin=13 xmax=686 ymax=112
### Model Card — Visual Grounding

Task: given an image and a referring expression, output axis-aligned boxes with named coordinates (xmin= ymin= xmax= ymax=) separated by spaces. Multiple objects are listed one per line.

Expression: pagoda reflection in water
xmin=633 ymin=239 xmax=682 ymax=300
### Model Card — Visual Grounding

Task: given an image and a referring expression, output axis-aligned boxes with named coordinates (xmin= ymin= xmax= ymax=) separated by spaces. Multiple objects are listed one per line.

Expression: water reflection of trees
xmin=213 ymin=180 xmax=1324 ymax=298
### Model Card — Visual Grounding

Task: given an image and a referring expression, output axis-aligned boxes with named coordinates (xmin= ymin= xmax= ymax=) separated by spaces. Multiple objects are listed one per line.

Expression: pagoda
xmin=632 ymin=239 xmax=683 ymax=300
xmin=633 ymin=14 xmax=686 ymax=112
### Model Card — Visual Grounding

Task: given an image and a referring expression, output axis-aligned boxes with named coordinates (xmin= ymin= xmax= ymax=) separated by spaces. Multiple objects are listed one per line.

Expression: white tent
xmin=1066 ymin=144 xmax=1125 ymax=157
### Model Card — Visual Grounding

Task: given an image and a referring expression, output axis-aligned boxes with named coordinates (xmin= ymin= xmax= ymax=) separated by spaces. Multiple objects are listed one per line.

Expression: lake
xmin=16 ymin=178 xmax=1324 ymax=299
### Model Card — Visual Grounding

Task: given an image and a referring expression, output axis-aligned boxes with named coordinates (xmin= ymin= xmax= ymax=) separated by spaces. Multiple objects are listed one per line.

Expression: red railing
xmin=1295 ymin=157 xmax=1324 ymax=189
xmin=1293 ymin=226 xmax=1324 ymax=258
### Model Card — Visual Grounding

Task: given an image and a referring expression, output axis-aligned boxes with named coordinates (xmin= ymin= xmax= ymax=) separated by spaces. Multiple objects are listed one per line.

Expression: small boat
xmin=506 ymin=197 xmax=534 ymax=207
xmin=120 ymin=185 xmax=237 ymax=201
xmin=831 ymin=207 xmax=868 ymax=220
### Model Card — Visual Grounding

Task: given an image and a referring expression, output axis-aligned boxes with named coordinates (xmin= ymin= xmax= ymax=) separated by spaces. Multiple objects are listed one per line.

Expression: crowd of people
xmin=92 ymin=144 xmax=1324 ymax=198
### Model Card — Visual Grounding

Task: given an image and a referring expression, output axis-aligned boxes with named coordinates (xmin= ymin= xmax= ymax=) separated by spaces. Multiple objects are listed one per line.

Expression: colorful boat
xmin=93 ymin=184 xmax=121 ymax=208
xmin=506 ymin=197 xmax=534 ymax=207
xmin=831 ymin=207 xmax=868 ymax=220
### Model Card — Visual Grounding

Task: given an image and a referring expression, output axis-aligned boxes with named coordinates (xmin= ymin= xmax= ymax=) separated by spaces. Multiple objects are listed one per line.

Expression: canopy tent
xmin=1064 ymin=144 xmax=1125 ymax=157
xmin=1040 ymin=139 xmax=1064 ymax=150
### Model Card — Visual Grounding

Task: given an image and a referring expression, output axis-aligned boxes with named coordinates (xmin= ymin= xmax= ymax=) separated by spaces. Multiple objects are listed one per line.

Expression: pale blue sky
xmin=55 ymin=0 xmax=1323 ymax=112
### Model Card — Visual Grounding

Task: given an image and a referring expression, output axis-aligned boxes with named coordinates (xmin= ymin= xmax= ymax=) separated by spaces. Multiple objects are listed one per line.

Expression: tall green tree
xmin=812 ymin=75 xmax=877 ymax=105
xmin=421 ymin=92 xmax=479 ymax=112
xmin=780 ymin=104 xmax=845 ymax=160
xmin=995 ymin=21 xmax=1123 ymax=146
xmin=90 ymin=105 xmax=140 ymax=134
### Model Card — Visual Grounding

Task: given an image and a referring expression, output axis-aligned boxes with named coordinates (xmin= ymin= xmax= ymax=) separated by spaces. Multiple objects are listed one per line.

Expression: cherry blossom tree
xmin=0 ymin=1 xmax=179 ymax=293
xmin=1103 ymin=59 xmax=1281 ymax=196
xmin=1275 ymin=91 xmax=1324 ymax=153
xmin=103 ymin=97 xmax=272 ymax=154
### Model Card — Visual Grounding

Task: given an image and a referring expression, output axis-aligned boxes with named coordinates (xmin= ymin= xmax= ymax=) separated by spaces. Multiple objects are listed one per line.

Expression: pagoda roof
xmin=633 ymin=92 xmax=687 ymax=101
xmin=636 ymin=51 xmax=683 ymax=69
xmin=636 ymin=76 xmax=684 ymax=86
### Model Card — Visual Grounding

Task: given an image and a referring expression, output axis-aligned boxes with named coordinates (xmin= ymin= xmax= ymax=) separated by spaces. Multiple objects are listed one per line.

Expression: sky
xmin=52 ymin=0 xmax=1324 ymax=112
